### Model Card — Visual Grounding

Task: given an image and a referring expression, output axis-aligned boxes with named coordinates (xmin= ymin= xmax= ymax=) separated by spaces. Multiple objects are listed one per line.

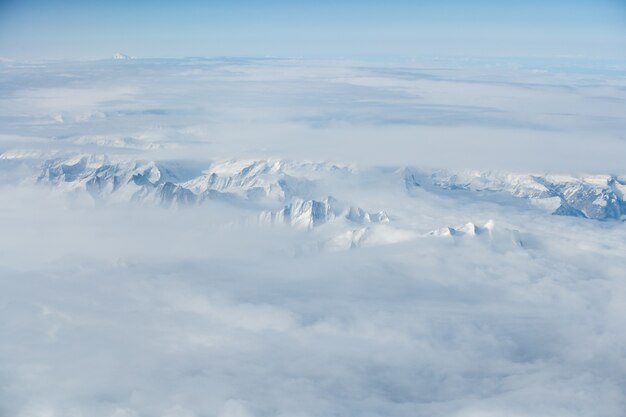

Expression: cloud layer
xmin=1 ymin=58 xmax=626 ymax=417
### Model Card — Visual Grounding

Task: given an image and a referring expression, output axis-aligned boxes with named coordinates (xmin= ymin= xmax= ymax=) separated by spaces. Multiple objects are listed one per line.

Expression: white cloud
xmin=0 ymin=58 xmax=625 ymax=417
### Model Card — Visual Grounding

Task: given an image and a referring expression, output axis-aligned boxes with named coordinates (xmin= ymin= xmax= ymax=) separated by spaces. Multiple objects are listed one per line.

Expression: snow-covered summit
xmin=181 ymin=160 xmax=340 ymax=201
xmin=404 ymin=168 xmax=626 ymax=220
xmin=261 ymin=196 xmax=389 ymax=229
xmin=429 ymin=220 xmax=524 ymax=248
xmin=181 ymin=159 xmax=346 ymax=203
xmin=112 ymin=52 xmax=135 ymax=60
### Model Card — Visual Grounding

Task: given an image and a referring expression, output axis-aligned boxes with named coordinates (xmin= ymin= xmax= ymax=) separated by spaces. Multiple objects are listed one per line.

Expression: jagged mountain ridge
xmin=35 ymin=154 xmax=381 ymax=229
xmin=37 ymin=155 xmax=350 ymax=202
xmin=261 ymin=196 xmax=389 ymax=229
xmin=22 ymin=153 xmax=626 ymax=224
xmin=404 ymin=168 xmax=626 ymax=220
xmin=428 ymin=220 xmax=524 ymax=248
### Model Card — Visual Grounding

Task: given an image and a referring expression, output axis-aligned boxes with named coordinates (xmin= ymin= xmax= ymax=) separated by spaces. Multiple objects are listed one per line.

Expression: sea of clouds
xmin=1 ymin=57 xmax=626 ymax=417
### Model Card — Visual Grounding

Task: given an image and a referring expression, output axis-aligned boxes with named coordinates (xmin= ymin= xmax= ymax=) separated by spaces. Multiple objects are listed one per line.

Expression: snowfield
xmin=1 ymin=57 xmax=626 ymax=417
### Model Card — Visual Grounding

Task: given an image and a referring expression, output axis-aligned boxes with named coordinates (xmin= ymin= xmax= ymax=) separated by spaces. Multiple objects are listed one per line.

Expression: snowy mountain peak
xmin=404 ymin=168 xmax=626 ymax=220
xmin=112 ymin=52 xmax=135 ymax=60
xmin=428 ymin=220 xmax=523 ymax=248
xmin=261 ymin=196 xmax=389 ymax=229
xmin=429 ymin=220 xmax=494 ymax=237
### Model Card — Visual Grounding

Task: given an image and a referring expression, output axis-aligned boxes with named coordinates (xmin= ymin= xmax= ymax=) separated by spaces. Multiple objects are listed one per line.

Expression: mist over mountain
xmin=1 ymin=56 xmax=626 ymax=417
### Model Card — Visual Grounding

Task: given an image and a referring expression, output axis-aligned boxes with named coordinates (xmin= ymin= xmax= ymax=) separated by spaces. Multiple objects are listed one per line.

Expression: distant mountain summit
xmin=112 ymin=52 xmax=135 ymax=60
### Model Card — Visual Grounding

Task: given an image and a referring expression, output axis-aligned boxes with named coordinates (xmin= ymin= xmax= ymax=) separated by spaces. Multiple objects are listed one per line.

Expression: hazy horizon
xmin=1 ymin=0 xmax=626 ymax=60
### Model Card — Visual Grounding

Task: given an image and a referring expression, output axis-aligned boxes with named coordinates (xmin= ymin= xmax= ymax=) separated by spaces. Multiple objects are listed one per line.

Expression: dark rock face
xmin=158 ymin=182 xmax=198 ymax=206
xmin=551 ymin=180 xmax=623 ymax=220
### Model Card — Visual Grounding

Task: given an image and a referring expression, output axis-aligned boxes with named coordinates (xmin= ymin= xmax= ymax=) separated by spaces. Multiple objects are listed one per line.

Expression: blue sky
xmin=1 ymin=0 xmax=625 ymax=60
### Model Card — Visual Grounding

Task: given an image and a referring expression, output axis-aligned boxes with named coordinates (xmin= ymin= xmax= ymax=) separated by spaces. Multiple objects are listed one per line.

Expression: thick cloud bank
xmin=1 ymin=58 xmax=626 ymax=417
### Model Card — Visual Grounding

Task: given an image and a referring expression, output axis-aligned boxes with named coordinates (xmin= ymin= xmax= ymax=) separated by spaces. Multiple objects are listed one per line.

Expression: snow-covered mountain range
xmin=404 ymin=168 xmax=626 ymax=220
xmin=0 ymin=150 xmax=621 ymax=252
xmin=27 ymin=153 xmax=626 ymax=221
